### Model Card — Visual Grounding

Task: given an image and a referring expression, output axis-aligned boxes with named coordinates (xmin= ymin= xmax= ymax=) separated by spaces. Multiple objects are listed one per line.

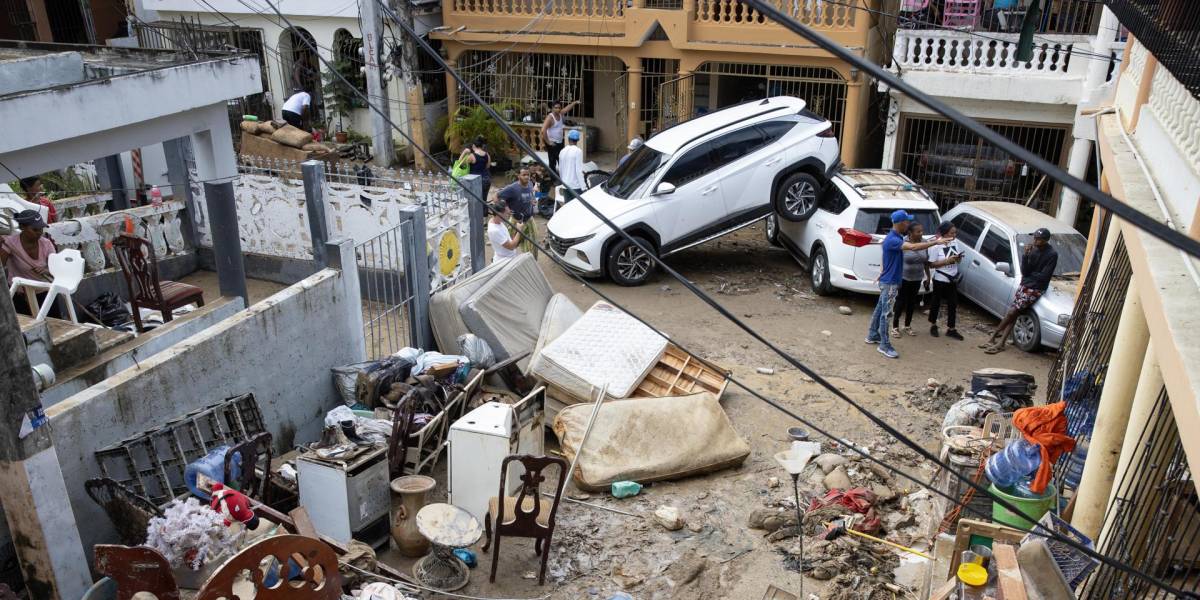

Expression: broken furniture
xmin=449 ymin=387 xmax=546 ymax=523
xmin=297 ymin=445 xmax=390 ymax=548
xmin=482 ymin=454 xmax=568 ymax=586
xmin=112 ymin=233 xmax=204 ymax=332
xmin=195 ymin=534 xmax=342 ymax=600
xmin=222 ymin=431 xmax=273 ymax=502
xmin=412 ymin=503 xmax=483 ymax=592
xmin=7 ymin=248 xmax=85 ymax=323
xmin=93 ymin=544 xmax=180 ymax=600
xmin=387 ymin=369 xmax=484 ymax=478
xmin=85 ymin=477 xmax=165 ymax=546
xmin=552 ymin=391 xmax=750 ymax=491
xmin=95 ymin=394 xmax=267 ymax=506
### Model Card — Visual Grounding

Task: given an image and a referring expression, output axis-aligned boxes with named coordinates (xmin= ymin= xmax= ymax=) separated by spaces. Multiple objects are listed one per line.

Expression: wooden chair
xmin=112 ymin=234 xmax=204 ymax=332
xmin=481 ymin=454 xmax=568 ymax=586
xmin=223 ymin=431 xmax=274 ymax=503
xmin=93 ymin=545 xmax=180 ymax=600
xmin=195 ymin=534 xmax=341 ymax=600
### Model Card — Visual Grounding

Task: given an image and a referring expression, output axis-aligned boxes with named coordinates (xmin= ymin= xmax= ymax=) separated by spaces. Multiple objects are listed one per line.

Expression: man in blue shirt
xmin=867 ymin=210 xmax=944 ymax=358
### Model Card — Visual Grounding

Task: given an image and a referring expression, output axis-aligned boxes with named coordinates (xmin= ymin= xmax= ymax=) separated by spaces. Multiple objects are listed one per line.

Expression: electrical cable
xmin=220 ymin=0 xmax=1200 ymax=592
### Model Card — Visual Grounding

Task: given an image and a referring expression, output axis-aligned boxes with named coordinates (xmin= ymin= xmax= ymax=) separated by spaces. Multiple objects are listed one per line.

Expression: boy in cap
xmin=982 ymin=227 xmax=1058 ymax=354
xmin=866 ymin=210 xmax=944 ymax=359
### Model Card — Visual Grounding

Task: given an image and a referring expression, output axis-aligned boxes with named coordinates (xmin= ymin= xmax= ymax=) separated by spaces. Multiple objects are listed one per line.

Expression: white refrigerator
xmin=448 ymin=387 xmax=545 ymax=523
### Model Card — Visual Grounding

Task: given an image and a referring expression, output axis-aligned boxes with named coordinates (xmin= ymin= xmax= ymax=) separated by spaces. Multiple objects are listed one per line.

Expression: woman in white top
xmin=487 ymin=202 xmax=521 ymax=264
xmin=927 ymin=221 xmax=965 ymax=340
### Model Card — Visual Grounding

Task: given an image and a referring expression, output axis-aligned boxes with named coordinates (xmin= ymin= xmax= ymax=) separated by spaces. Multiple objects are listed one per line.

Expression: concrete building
xmin=140 ymin=0 xmax=446 ymax=158
xmin=879 ymin=1 xmax=1122 ymax=225
xmin=1049 ymin=0 xmax=1200 ymax=591
xmin=435 ymin=0 xmax=895 ymax=167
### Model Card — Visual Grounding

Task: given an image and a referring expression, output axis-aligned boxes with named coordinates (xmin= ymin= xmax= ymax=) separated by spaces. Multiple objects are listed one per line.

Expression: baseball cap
xmin=628 ymin=137 xmax=644 ymax=151
xmin=890 ymin=209 xmax=913 ymax=224
xmin=1033 ymin=227 xmax=1052 ymax=240
xmin=567 ymin=129 xmax=581 ymax=141
xmin=14 ymin=209 xmax=46 ymax=229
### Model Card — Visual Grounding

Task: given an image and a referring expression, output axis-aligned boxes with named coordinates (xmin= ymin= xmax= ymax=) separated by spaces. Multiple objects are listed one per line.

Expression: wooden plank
xmin=929 ymin=577 xmax=957 ymax=600
xmin=993 ymin=543 xmax=1027 ymax=600
xmin=950 ymin=519 xmax=1026 ymax=579
xmin=288 ymin=506 xmax=319 ymax=538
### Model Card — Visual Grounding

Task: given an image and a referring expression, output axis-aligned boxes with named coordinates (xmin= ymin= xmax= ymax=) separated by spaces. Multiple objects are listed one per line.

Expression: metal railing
xmin=1108 ymin=0 xmax=1200 ymax=101
xmin=900 ymin=0 xmax=1101 ymax=35
xmin=450 ymin=0 xmax=624 ymax=18
xmin=694 ymin=0 xmax=857 ymax=28
xmin=357 ymin=221 xmax=418 ymax=360
xmin=893 ymin=29 xmax=1083 ymax=75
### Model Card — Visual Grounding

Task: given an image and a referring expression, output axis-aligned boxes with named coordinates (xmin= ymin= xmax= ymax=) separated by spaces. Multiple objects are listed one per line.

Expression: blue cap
xmin=567 ymin=129 xmax=581 ymax=141
xmin=890 ymin=209 xmax=913 ymax=224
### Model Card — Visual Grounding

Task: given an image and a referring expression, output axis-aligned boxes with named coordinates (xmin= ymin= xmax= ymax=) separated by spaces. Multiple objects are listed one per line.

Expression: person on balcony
xmin=281 ymin=88 xmax=311 ymax=130
xmin=541 ymin=99 xmax=579 ymax=173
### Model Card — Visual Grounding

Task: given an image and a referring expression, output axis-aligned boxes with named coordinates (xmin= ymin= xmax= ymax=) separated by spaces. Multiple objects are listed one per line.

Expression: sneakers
xmin=903 ymin=327 xmax=916 ymax=336
xmin=946 ymin=329 xmax=964 ymax=340
xmin=865 ymin=337 xmax=879 ymax=344
xmin=930 ymin=325 xmax=940 ymax=337
xmin=878 ymin=346 xmax=899 ymax=359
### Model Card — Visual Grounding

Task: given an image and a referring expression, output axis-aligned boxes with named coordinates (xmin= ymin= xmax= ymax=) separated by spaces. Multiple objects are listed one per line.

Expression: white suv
xmin=768 ymin=169 xmax=941 ymax=295
xmin=546 ymin=96 xmax=841 ymax=286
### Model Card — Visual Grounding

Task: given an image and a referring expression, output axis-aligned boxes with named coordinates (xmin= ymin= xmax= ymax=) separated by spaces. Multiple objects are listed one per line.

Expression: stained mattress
xmin=530 ymin=300 xmax=667 ymax=401
xmin=430 ymin=258 xmax=506 ymax=354
xmin=455 ymin=253 xmax=554 ymax=362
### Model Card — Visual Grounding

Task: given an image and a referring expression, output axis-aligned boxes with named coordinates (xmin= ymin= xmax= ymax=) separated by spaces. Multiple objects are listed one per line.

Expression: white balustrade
xmin=893 ymin=30 xmax=1083 ymax=76
xmin=1147 ymin=65 xmax=1200 ymax=177
xmin=47 ymin=201 xmax=190 ymax=275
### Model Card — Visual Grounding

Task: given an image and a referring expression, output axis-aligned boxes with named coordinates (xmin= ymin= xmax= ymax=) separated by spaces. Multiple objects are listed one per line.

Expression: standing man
xmin=982 ymin=227 xmax=1058 ymax=354
xmin=541 ymin=99 xmax=579 ymax=173
xmin=497 ymin=167 xmax=538 ymax=256
xmin=281 ymin=88 xmax=311 ymax=130
xmin=559 ymin=129 xmax=586 ymax=197
xmin=486 ymin=202 xmax=520 ymax=264
xmin=866 ymin=210 xmax=943 ymax=359
xmin=618 ymin=137 xmax=643 ymax=168
xmin=927 ymin=221 xmax=965 ymax=340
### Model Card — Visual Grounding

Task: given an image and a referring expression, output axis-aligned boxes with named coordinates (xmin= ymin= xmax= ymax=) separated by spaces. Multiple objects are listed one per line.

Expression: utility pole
xmin=360 ymin=0 xmax=396 ymax=167
xmin=394 ymin=0 xmax=431 ymax=171
xmin=0 ymin=268 xmax=91 ymax=600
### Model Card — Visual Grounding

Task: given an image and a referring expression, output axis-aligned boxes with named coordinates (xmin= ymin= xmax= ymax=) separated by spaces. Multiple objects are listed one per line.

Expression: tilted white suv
xmin=767 ymin=169 xmax=941 ymax=295
xmin=546 ymin=96 xmax=841 ymax=286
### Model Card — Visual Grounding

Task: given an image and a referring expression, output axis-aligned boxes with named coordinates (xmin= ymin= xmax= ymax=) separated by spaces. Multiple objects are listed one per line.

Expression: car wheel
xmin=810 ymin=246 xmax=834 ymax=296
xmin=765 ymin=213 xmax=782 ymax=247
xmin=775 ymin=172 xmax=821 ymax=222
xmin=606 ymin=236 xmax=656 ymax=287
xmin=1012 ymin=310 xmax=1042 ymax=352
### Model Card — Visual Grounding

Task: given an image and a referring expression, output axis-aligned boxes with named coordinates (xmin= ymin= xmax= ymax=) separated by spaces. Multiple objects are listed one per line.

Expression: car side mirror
xmin=995 ymin=262 xmax=1012 ymax=276
xmin=653 ymin=182 xmax=676 ymax=196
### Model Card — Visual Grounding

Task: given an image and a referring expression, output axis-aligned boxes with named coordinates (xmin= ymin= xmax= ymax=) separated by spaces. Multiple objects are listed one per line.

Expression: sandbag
xmin=553 ymin=392 xmax=750 ymax=491
xmin=270 ymin=124 xmax=313 ymax=149
xmin=239 ymin=120 xmax=259 ymax=133
xmin=257 ymin=121 xmax=277 ymax=135
xmin=302 ymin=142 xmax=327 ymax=152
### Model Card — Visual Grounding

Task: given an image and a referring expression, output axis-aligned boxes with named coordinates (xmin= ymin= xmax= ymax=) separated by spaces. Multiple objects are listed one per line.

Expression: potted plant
xmin=444 ymin=105 xmax=511 ymax=159
xmin=322 ymin=59 xmax=359 ymax=144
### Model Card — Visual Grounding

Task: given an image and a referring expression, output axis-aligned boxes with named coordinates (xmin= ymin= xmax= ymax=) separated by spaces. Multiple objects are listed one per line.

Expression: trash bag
xmin=942 ymin=391 xmax=1003 ymax=430
xmin=331 ymin=361 xmax=380 ymax=406
xmin=457 ymin=334 xmax=495 ymax=369
xmin=86 ymin=293 xmax=131 ymax=328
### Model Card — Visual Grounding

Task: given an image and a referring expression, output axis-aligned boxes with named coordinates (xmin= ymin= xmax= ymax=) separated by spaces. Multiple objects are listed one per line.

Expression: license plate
xmin=954 ymin=166 xmax=973 ymax=177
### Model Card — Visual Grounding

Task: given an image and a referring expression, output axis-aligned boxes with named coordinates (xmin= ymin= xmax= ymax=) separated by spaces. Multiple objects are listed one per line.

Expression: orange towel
xmin=1012 ymin=402 xmax=1076 ymax=494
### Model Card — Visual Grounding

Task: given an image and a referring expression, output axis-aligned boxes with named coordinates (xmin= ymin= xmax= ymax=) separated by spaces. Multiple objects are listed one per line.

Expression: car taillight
xmin=816 ymin=125 xmax=836 ymax=138
xmin=838 ymin=228 xmax=873 ymax=248
xmin=1005 ymin=161 xmax=1016 ymax=177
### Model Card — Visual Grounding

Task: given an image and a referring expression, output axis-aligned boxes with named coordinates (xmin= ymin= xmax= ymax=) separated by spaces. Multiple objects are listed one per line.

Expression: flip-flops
xmin=984 ymin=345 xmax=1006 ymax=354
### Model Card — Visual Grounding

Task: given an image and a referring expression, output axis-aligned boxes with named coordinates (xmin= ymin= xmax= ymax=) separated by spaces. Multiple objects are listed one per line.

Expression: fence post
xmin=459 ymin=174 xmax=486 ymax=273
xmin=399 ymin=205 xmax=433 ymax=351
xmin=302 ymin=160 xmax=330 ymax=267
xmin=203 ymin=181 xmax=249 ymax=307
xmin=162 ymin=137 xmax=198 ymax=249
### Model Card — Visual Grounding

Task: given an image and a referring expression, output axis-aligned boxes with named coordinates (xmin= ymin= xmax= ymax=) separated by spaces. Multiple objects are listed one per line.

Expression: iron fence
xmin=1084 ymin=386 xmax=1200 ymax=598
xmin=456 ymin=51 xmax=599 ymax=119
xmin=639 ymin=58 xmax=680 ymax=138
xmin=1108 ymin=0 xmax=1200 ymax=101
xmin=894 ymin=113 xmax=1069 ymax=214
xmin=899 ymin=0 xmax=1101 ymax=35
xmin=357 ymin=221 xmax=418 ymax=360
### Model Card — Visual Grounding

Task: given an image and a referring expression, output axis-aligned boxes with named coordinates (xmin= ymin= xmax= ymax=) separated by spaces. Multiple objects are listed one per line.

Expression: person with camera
xmin=927 ymin=221 xmax=965 ymax=340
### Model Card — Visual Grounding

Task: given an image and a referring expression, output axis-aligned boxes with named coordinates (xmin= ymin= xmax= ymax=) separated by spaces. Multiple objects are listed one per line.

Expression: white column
xmin=880 ymin=95 xmax=900 ymax=169
xmin=360 ymin=0 xmax=396 ymax=167
xmin=1059 ymin=7 xmax=1118 ymax=225
xmin=1058 ymin=137 xmax=1091 ymax=224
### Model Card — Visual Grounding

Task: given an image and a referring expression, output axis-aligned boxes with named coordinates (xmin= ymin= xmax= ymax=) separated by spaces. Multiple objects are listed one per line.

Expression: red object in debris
xmin=1012 ymin=401 xmax=1076 ymax=495
xmin=808 ymin=487 xmax=881 ymax=533
xmin=210 ymin=483 xmax=259 ymax=528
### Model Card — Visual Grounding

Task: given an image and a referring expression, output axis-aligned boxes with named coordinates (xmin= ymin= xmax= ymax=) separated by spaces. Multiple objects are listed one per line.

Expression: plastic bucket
xmin=990 ymin=482 xmax=1057 ymax=530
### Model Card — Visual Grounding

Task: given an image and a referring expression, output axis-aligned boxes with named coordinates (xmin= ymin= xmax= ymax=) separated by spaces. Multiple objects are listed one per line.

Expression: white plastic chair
xmin=8 ymin=248 xmax=85 ymax=323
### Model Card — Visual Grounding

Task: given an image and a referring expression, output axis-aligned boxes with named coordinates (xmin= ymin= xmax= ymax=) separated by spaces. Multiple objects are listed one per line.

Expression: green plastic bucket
xmin=991 ymin=482 xmax=1057 ymax=530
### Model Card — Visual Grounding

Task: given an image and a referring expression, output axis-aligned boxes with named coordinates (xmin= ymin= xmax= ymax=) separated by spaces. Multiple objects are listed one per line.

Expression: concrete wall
xmin=0 ymin=52 xmax=85 ymax=96
xmin=41 ymin=240 xmax=365 ymax=555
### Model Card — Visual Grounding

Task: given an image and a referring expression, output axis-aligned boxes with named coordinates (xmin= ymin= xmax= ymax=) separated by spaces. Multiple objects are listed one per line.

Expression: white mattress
xmin=529 ymin=293 xmax=583 ymax=369
xmin=430 ymin=258 xmax=507 ymax=354
xmin=457 ymin=253 xmax=554 ymax=362
xmin=530 ymin=301 xmax=668 ymax=401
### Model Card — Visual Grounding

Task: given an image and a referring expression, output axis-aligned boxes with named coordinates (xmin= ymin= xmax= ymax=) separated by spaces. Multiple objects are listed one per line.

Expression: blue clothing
xmin=498 ymin=181 xmax=535 ymax=222
xmin=880 ymin=230 xmax=905 ymax=285
xmin=867 ymin=283 xmax=900 ymax=353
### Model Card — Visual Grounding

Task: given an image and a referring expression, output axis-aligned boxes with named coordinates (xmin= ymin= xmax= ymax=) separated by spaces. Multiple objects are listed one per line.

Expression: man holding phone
xmin=981 ymin=227 xmax=1058 ymax=354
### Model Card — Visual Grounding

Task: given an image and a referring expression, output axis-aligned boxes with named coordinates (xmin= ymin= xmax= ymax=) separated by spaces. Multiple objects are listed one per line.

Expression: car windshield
xmin=604 ymin=146 xmax=666 ymax=199
xmin=1016 ymin=233 xmax=1086 ymax=277
xmin=854 ymin=209 xmax=940 ymax=236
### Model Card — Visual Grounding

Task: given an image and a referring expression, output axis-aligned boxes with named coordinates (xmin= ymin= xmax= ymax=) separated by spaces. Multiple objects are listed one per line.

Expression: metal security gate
xmin=679 ymin=63 xmax=847 ymax=139
xmin=356 ymin=209 xmax=431 ymax=360
xmin=895 ymin=114 xmax=1070 ymax=214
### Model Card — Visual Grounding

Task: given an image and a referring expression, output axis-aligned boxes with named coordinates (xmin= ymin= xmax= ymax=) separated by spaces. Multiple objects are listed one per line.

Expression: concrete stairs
xmin=18 ymin=314 xmax=133 ymax=376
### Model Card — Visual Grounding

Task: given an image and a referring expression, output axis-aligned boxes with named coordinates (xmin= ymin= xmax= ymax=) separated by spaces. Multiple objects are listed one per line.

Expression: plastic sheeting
xmin=531 ymin=301 xmax=667 ymax=401
xmin=552 ymin=392 xmax=751 ymax=491
xmin=457 ymin=253 xmax=553 ymax=362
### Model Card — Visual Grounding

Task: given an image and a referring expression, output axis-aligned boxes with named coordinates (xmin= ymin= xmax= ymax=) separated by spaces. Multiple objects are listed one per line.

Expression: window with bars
xmin=895 ymin=114 xmax=1068 ymax=214
xmin=639 ymin=58 xmax=679 ymax=138
xmin=333 ymin=28 xmax=367 ymax=104
xmin=457 ymin=51 xmax=596 ymax=118
xmin=690 ymin=62 xmax=847 ymax=140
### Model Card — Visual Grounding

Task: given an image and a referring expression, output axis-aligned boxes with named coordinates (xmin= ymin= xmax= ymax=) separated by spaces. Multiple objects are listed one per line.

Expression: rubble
xmin=903 ymin=381 xmax=965 ymax=414
xmin=815 ymin=453 xmax=849 ymax=474
xmin=823 ymin=466 xmax=853 ymax=491
xmin=838 ymin=306 xmax=853 ymax=315
xmin=654 ymin=506 xmax=685 ymax=531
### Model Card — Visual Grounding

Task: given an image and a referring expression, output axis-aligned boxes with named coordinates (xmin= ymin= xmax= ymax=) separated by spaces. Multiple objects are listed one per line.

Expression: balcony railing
xmin=900 ymin=0 xmax=1101 ymax=36
xmin=894 ymin=29 xmax=1084 ymax=75
xmin=693 ymin=0 xmax=856 ymax=28
xmin=1108 ymin=0 xmax=1200 ymax=101
xmin=450 ymin=0 xmax=624 ymax=18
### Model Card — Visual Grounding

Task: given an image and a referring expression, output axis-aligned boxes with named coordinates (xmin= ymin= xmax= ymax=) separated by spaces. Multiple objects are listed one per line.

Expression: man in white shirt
xmin=281 ymin=89 xmax=311 ymax=129
xmin=558 ymin=129 xmax=585 ymax=198
xmin=487 ymin=202 xmax=520 ymax=264
xmin=927 ymin=221 xmax=965 ymax=340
